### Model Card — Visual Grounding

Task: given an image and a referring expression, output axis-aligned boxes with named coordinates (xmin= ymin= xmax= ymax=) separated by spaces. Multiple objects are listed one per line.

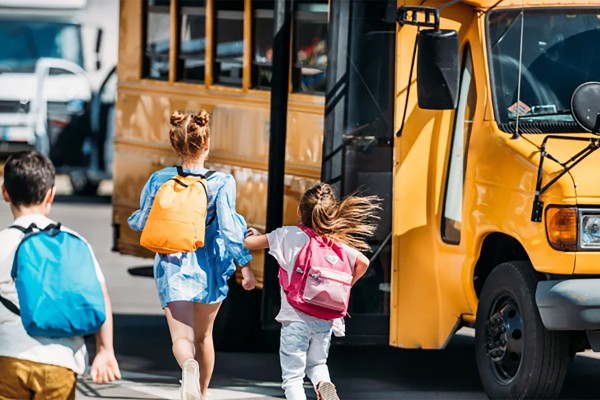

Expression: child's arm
xmin=239 ymin=262 xmax=256 ymax=291
xmin=215 ymin=176 xmax=253 ymax=267
xmin=243 ymin=227 xmax=269 ymax=250
xmin=90 ymin=283 xmax=121 ymax=383
xmin=127 ymin=174 xmax=156 ymax=232
xmin=352 ymin=253 xmax=370 ymax=285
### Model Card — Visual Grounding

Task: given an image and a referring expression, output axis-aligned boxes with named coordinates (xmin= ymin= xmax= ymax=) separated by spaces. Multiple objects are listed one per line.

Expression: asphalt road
xmin=2 ymin=179 xmax=600 ymax=399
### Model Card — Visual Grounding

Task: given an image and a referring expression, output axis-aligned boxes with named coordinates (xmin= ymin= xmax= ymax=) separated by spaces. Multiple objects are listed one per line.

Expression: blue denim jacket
xmin=128 ymin=166 xmax=252 ymax=305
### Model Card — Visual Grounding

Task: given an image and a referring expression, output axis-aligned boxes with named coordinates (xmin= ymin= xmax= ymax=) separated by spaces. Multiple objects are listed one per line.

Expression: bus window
xmin=293 ymin=1 xmax=328 ymax=94
xmin=177 ymin=0 xmax=206 ymax=83
xmin=252 ymin=1 xmax=274 ymax=89
xmin=442 ymin=46 xmax=476 ymax=244
xmin=213 ymin=0 xmax=244 ymax=87
xmin=143 ymin=0 xmax=171 ymax=80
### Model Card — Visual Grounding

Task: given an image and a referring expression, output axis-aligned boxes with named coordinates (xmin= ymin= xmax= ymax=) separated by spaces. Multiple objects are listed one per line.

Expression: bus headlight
xmin=546 ymin=207 xmax=577 ymax=251
xmin=579 ymin=210 xmax=600 ymax=249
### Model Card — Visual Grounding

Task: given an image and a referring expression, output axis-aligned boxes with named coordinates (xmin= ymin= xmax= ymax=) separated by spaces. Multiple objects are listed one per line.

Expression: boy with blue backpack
xmin=0 ymin=151 xmax=121 ymax=399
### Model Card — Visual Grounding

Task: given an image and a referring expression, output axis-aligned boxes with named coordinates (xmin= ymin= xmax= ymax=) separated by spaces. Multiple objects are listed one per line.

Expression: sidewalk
xmin=77 ymin=370 xmax=284 ymax=400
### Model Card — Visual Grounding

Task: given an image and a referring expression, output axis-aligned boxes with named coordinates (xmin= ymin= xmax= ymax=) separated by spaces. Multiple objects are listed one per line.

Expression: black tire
xmin=475 ymin=261 xmax=569 ymax=399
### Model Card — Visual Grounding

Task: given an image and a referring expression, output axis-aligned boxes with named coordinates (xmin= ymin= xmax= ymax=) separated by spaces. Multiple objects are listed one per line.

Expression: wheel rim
xmin=484 ymin=294 xmax=524 ymax=383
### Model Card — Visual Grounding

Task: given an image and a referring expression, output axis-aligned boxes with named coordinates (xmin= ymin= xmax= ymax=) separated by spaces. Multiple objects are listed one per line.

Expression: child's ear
xmin=45 ymin=186 xmax=56 ymax=205
xmin=1 ymin=185 xmax=10 ymax=204
xmin=296 ymin=206 xmax=301 ymax=218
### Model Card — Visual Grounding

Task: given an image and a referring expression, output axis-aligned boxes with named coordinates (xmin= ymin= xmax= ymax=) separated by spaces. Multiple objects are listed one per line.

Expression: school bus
xmin=112 ymin=0 xmax=600 ymax=397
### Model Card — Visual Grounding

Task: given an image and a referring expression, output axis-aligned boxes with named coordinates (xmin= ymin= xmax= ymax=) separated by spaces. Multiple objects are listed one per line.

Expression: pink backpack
xmin=279 ymin=226 xmax=354 ymax=320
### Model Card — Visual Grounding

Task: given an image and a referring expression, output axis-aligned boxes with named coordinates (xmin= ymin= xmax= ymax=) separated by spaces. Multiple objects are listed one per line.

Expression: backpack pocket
xmin=302 ymin=266 xmax=352 ymax=312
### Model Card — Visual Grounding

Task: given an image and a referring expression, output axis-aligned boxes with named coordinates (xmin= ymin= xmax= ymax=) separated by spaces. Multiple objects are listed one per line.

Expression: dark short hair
xmin=3 ymin=151 xmax=55 ymax=207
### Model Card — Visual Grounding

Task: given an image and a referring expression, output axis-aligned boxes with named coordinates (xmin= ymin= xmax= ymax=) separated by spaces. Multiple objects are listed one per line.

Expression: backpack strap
xmin=174 ymin=166 xmax=217 ymax=226
xmin=0 ymin=293 xmax=20 ymax=316
xmin=176 ymin=166 xmax=214 ymax=179
xmin=298 ymin=225 xmax=314 ymax=237
xmin=298 ymin=225 xmax=334 ymax=247
xmin=202 ymin=171 xmax=216 ymax=225
xmin=9 ymin=223 xmax=38 ymax=235
xmin=41 ymin=223 xmax=62 ymax=237
xmin=206 ymin=212 xmax=217 ymax=227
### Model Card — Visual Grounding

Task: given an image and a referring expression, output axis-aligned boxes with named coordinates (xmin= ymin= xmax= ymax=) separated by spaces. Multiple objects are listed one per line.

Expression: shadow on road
xmin=82 ymin=313 xmax=600 ymax=399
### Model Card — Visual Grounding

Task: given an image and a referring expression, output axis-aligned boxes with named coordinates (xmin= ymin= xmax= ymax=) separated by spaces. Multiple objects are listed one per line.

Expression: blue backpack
xmin=0 ymin=223 xmax=106 ymax=338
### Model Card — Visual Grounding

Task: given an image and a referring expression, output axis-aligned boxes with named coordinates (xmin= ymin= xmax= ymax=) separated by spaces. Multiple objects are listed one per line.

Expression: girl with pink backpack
xmin=244 ymin=183 xmax=379 ymax=400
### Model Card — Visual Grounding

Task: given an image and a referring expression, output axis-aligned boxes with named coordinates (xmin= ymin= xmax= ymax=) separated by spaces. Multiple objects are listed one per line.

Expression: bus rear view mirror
xmin=571 ymin=81 xmax=600 ymax=134
xmin=417 ymin=29 xmax=459 ymax=110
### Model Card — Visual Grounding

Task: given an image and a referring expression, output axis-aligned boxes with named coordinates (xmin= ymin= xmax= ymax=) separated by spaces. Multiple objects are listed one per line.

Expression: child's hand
xmin=90 ymin=348 xmax=121 ymax=384
xmin=246 ymin=227 xmax=261 ymax=237
xmin=241 ymin=265 xmax=256 ymax=290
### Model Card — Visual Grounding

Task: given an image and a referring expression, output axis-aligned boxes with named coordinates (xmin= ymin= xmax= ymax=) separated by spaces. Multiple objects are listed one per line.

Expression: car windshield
xmin=487 ymin=8 xmax=600 ymax=125
xmin=0 ymin=20 xmax=83 ymax=73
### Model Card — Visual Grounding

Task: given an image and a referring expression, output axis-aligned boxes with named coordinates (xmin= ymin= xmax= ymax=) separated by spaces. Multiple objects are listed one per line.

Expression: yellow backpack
xmin=140 ymin=167 xmax=215 ymax=254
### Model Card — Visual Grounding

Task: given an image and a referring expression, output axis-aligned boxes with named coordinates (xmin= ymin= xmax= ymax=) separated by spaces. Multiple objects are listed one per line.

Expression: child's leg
xmin=306 ymin=322 xmax=333 ymax=386
xmin=192 ymin=302 xmax=222 ymax=398
xmin=164 ymin=301 xmax=196 ymax=366
xmin=280 ymin=322 xmax=311 ymax=400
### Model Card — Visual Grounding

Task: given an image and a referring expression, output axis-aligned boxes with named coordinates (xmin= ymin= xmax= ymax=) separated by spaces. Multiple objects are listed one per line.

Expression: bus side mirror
xmin=417 ymin=29 xmax=459 ymax=110
xmin=571 ymin=81 xmax=600 ymax=134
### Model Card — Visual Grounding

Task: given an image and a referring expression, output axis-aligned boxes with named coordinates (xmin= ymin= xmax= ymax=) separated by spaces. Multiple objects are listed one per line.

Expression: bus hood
xmin=525 ymin=133 xmax=600 ymax=203
xmin=0 ymin=72 xmax=91 ymax=104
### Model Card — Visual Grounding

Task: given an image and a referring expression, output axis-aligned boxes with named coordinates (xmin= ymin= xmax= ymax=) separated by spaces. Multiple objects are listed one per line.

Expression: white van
xmin=0 ymin=0 xmax=118 ymax=194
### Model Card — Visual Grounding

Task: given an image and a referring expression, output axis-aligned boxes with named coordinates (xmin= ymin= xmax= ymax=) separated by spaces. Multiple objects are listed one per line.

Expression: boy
xmin=0 ymin=151 xmax=121 ymax=399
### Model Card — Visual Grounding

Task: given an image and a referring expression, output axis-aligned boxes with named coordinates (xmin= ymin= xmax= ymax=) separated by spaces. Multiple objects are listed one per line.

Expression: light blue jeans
xmin=280 ymin=321 xmax=333 ymax=400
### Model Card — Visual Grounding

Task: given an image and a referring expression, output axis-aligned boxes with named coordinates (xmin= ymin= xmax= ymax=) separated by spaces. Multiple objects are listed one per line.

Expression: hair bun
xmin=170 ymin=110 xmax=187 ymax=126
xmin=193 ymin=110 xmax=210 ymax=127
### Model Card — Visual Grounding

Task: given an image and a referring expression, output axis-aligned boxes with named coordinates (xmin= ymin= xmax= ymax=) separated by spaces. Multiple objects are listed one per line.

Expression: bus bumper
xmin=536 ymin=279 xmax=600 ymax=331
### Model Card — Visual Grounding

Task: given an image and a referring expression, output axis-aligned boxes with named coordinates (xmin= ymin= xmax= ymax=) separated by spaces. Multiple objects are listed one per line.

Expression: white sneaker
xmin=181 ymin=359 xmax=201 ymax=400
xmin=316 ymin=381 xmax=340 ymax=400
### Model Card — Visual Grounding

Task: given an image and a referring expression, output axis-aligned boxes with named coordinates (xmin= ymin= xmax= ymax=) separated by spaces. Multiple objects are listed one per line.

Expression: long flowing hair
xmin=299 ymin=183 xmax=381 ymax=251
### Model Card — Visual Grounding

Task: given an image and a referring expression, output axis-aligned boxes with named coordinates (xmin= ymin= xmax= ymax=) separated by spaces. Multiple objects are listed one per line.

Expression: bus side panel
xmin=113 ymin=88 xmax=322 ymax=285
xmin=390 ymin=1 xmax=474 ymax=349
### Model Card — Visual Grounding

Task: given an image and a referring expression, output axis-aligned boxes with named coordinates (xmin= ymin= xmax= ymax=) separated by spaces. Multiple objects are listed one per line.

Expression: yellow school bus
xmin=113 ymin=0 xmax=600 ymax=397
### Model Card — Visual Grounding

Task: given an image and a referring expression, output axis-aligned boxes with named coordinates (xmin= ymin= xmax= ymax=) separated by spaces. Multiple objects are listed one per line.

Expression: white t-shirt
xmin=266 ymin=226 xmax=361 ymax=328
xmin=0 ymin=214 xmax=105 ymax=374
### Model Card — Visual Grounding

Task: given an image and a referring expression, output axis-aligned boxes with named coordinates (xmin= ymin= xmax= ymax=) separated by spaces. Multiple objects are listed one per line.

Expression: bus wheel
xmin=475 ymin=261 xmax=569 ymax=399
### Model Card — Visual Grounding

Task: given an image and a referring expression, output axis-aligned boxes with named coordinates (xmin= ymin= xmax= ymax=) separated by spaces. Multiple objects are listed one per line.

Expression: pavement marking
xmin=77 ymin=372 xmax=282 ymax=400
xmin=128 ymin=384 xmax=272 ymax=399
xmin=116 ymin=383 xmax=179 ymax=399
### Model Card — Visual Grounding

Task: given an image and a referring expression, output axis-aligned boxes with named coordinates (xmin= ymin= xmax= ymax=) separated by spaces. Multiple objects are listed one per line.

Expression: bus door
xmin=322 ymin=0 xmax=396 ymax=342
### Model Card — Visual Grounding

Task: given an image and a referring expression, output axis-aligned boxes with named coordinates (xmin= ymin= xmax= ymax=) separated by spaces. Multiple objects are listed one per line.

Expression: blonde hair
xmin=169 ymin=110 xmax=210 ymax=159
xmin=299 ymin=183 xmax=381 ymax=251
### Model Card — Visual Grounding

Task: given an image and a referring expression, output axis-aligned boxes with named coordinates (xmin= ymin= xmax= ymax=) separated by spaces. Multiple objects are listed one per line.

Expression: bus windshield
xmin=487 ymin=9 xmax=600 ymax=126
xmin=0 ymin=20 xmax=83 ymax=73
